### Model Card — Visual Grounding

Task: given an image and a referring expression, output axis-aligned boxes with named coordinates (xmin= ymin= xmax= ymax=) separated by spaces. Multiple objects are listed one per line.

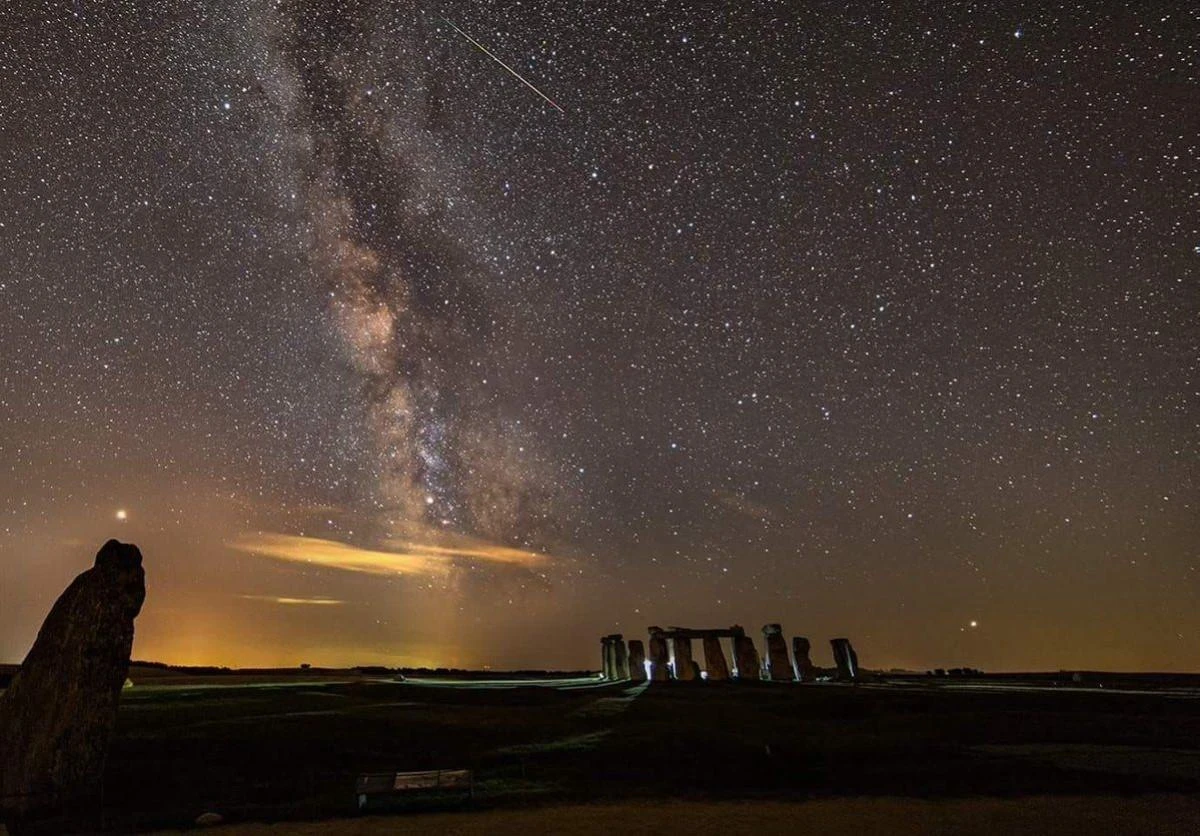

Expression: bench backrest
xmin=356 ymin=769 xmax=472 ymax=794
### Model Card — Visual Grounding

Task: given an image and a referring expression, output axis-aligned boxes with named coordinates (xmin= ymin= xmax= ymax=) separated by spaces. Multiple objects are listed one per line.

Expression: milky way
xmin=263 ymin=0 xmax=558 ymax=546
xmin=0 ymin=1 xmax=1196 ymax=671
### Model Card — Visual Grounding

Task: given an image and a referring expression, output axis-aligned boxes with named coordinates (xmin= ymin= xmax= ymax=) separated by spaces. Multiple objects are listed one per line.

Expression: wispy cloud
xmin=238 ymin=594 xmax=346 ymax=606
xmin=229 ymin=531 xmax=552 ymax=578
xmin=381 ymin=532 xmax=552 ymax=567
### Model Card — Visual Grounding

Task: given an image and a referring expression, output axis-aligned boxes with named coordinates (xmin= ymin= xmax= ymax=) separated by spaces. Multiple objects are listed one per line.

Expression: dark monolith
xmin=792 ymin=636 xmax=817 ymax=681
xmin=601 ymin=634 xmax=627 ymax=680
xmin=732 ymin=632 xmax=761 ymax=680
xmin=613 ymin=636 xmax=630 ymax=679
xmin=701 ymin=635 xmax=730 ymax=681
xmin=672 ymin=636 xmax=696 ymax=680
xmin=628 ymin=639 xmax=647 ymax=683
xmin=0 ymin=540 xmax=145 ymax=828
xmin=647 ymin=629 xmax=670 ymax=682
xmin=830 ymin=637 xmax=859 ymax=681
xmin=762 ymin=623 xmax=793 ymax=681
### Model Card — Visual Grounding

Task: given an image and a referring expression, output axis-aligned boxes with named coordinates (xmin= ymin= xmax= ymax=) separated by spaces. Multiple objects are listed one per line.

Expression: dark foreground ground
xmin=154 ymin=796 xmax=1200 ymax=835
xmin=34 ymin=672 xmax=1200 ymax=832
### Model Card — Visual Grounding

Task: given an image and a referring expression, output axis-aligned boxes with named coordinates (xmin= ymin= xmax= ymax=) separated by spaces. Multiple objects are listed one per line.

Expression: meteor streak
xmin=443 ymin=19 xmax=565 ymax=114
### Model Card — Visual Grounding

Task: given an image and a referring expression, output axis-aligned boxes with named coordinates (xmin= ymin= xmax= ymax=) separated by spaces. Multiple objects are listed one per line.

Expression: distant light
xmin=970 ymin=620 xmax=978 ymax=628
xmin=115 ymin=509 xmax=128 ymax=521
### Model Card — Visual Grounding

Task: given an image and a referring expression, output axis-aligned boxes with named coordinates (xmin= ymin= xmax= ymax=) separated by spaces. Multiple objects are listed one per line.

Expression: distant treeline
xmin=123 ymin=661 xmax=595 ymax=679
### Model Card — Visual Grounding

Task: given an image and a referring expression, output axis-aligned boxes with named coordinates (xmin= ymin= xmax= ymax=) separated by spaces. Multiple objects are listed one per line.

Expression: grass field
xmin=53 ymin=673 xmax=1200 ymax=831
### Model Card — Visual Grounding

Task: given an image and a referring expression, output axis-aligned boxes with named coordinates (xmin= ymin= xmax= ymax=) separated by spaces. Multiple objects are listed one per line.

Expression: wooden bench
xmin=355 ymin=769 xmax=474 ymax=810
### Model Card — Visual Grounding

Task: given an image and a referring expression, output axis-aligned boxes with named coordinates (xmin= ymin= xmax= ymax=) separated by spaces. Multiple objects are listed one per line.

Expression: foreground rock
xmin=0 ymin=540 xmax=146 ymax=828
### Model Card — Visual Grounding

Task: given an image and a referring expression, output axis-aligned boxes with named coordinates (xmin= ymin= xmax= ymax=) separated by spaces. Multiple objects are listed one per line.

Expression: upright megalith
xmin=732 ymin=630 xmax=761 ymax=680
xmin=701 ymin=635 xmax=731 ymax=681
xmin=613 ymin=637 xmax=630 ymax=680
xmin=792 ymin=636 xmax=817 ymax=681
xmin=600 ymin=634 xmax=628 ymax=680
xmin=647 ymin=628 xmax=670 ymax=682
xmin=628 ymin=639 xmax=647 ymax=683
xmin=762 ymin=623 xmax=793 ymax=681
xmin=671 ymin=636 xmax=696 ymax=680
xmin=0 ymin=540 xmax=146 ymax=827
xmin=830 ymin=637 xmax=859 ymax=681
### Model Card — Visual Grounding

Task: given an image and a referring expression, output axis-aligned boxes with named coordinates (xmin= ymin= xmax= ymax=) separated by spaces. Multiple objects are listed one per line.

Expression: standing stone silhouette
xmin=792 ymin=636 xmax=817 ymax=681
xmin=647 ymin=629 xmax=670 ymax=682
xmin=701 ymin=635 xmax=731 ymax=681
xmin=627 ymin=640 xmax=647 ymax=683
xmin=761 ymin=623 xmax=794 ymax=681
xmin=0 ymin=540 xmax=146 ymax=830
xmin=732 ymin=632 xmax=761 ymax=680
xmin=830 ymin=637 xmax=860 ymax=681
xmin=671 ymin=636 xmax=697 ymax=681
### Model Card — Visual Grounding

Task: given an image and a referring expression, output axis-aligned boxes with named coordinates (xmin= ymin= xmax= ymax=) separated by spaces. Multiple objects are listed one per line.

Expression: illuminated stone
xmin=647 ymin=628 xmax=670 ymax=682
xmin=627 ymin=640 xmax=647 ymax=682
xmin=792 ymin=636 xmax=817 ymax=681
xmin=613 ymin=636 xmax=630 ymax=679
xmin=733 ymin=632 xmax=761 ymax=680
xmin=701 ymin=635 xmax=730 ymax=681
xmin=762 ymin=623 xmax=793 ymax=681
xmin=830 ymin=637 xmax=859 ymax=681
xmin=600 ymin=634 xmax=628 ymax=679
xmin=671 ymin=636 xmax=696 ymax=680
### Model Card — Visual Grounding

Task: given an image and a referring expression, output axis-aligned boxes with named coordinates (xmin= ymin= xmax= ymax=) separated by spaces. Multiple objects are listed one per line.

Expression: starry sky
xmin=1 ymin=1 xmax=1197 ymax=672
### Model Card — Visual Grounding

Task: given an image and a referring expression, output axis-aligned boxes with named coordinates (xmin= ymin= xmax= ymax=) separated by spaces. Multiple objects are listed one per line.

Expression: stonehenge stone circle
xmin=604 ymin=625 xmax=861 ymax=686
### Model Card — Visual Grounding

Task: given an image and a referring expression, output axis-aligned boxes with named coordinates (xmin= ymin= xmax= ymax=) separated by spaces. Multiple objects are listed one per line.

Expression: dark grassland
xmin=95 ymin=677 xmax=1200 ymax=832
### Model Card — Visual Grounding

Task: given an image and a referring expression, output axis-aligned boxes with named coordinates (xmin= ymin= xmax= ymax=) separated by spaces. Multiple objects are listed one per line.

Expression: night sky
xmin=1 ymin=2 xmax=1196 ymax=672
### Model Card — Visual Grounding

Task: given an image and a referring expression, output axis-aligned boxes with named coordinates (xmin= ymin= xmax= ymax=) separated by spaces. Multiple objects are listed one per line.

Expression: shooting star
xmin=443 ymin=18 xmax=565 ymax=114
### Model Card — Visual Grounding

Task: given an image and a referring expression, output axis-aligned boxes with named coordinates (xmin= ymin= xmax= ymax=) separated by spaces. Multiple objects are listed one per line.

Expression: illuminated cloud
xmin=382 ymin=531 xmax=552 ymax=568
xmin=230 ymin=532 xmax=551 ymax=578
xmin=238 ymin=594 xmax=346 ymax=606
